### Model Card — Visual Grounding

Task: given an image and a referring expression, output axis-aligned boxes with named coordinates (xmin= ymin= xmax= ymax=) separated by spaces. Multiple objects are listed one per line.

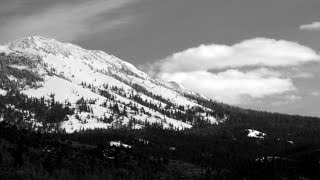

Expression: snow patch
xmin=247 ymin=129 xmax=266 ymax=139
xmin=61 ymin=115 xmax=111 ymax=133
xmin=9 ymin=65 xmax=29 ymax=70
xmin=0 ymin=89 xmax=7 ymax=96
xmin=23 ymin=75 xmax=106 ymax=104
xmin=110 ymin=141 xmax=132 ymax=148
xmin=8 ymin=75 xmax=18 ymax=81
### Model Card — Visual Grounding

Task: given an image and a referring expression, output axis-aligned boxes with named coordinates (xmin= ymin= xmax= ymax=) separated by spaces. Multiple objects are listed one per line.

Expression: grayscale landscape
xmin=1 ymin=0 xmax=320 ymax=179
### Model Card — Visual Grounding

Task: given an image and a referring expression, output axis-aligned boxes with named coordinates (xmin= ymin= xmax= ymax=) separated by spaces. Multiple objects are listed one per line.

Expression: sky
xmin=1 ymin=0 xmax=320 ymax=117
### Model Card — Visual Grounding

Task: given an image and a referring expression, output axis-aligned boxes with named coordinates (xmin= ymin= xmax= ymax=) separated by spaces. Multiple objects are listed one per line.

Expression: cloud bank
xmin=149 ymin=38 xmax=320 ymax=104
xmin=156 ymin=38 xmax=319 ymax=73
xmin=300 ymin=22 xmax=320 ymax=31
xmin=161 ymin=69 xmax=295 ymax=104
xmin=0 ymin=0 xmax=138 ymax=43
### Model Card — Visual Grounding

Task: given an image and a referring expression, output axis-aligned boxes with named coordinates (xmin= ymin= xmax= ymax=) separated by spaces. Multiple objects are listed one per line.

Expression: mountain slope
xmin=0 ymin=36 xmax=222 ymax=133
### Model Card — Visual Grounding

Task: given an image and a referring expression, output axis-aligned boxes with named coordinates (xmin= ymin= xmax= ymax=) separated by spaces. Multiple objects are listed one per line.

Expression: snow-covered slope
xmin=0 ymin=36 xmax=222 ymax=133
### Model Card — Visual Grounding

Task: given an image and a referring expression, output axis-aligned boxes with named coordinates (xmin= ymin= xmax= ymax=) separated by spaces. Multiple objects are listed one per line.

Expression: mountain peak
xmin=8 ymin=36 xmax=59 ymax=47
xmin=7 ymin=36 xmax=83 ymax=56
xmin=1 ymin=36 xmax=151 ymax=80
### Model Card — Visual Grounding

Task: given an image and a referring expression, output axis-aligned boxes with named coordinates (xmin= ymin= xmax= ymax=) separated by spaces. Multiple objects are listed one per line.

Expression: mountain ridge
xmin=1 ymin=36 xmax=319 ymax=136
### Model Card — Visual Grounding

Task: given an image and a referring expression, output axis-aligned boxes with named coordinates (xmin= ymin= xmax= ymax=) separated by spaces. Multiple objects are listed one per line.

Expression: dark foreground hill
xmin=1 ymin=121 xmax=320 ymax=180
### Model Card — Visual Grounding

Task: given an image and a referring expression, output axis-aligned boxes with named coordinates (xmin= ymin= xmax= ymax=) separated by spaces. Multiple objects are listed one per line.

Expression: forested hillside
xmin=1 ymin=122 xmax=320 ymax=179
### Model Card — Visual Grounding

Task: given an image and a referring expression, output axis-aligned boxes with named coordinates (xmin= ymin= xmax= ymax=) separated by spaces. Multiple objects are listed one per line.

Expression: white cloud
xmin=300 ymin=22 xmax=320 ymax=31
xmin=160 ymin=69 xmax=295 ymax=104
xmin=157 ymin=38 xmax=319 ymax=73
xmin=149 ymin=38 xmax=320 ymax=104
xmin=0 ymin=0 xmax=138 ymax=42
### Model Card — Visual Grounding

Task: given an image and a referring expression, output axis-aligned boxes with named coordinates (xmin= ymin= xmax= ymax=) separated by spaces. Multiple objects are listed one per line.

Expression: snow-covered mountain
xmin=0 ymin=36 xmax=224 ymax=133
